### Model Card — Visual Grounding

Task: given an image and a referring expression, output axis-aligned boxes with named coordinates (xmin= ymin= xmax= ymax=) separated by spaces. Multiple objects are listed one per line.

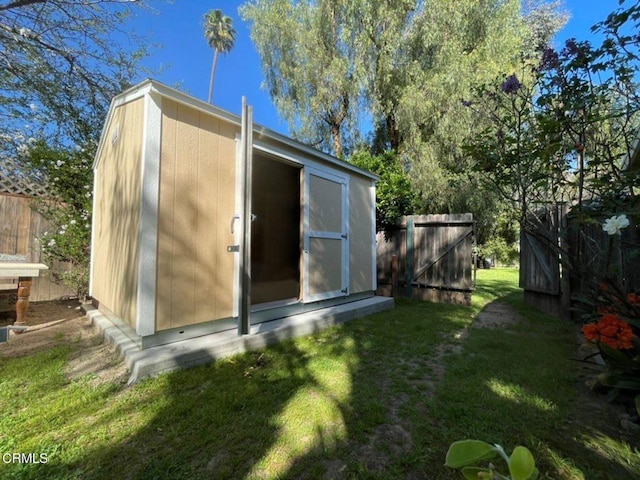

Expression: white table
xmin=0 ymin=263 xmax=49 ymax=327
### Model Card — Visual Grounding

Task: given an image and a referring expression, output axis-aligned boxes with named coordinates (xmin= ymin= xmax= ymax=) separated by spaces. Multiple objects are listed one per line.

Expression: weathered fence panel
xmin=0 ymin=193 xmax=73 ymax=306
xmin=567 ymin=209 xmax=640 ymax=301
xmin=519 ymin=204 xmax=571 ymax=319
xmin=377 ymin=214 xmax=475 ymax=305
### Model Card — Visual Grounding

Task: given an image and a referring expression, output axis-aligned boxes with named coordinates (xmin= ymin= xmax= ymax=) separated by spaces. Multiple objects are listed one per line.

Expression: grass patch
xmin=1 ymin=269 xmax=638 ymax=479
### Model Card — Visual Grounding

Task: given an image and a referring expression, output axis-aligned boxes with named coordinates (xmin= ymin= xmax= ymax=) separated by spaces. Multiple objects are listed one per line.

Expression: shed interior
xmin=251 ymin=152 xmax=301 ymax=305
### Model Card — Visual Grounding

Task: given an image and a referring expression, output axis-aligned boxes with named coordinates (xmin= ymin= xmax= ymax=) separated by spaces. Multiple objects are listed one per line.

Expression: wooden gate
xmin=377 ymin=214 xmax=475 ymax=305
xmin=519 ymin=204 xmax=570 ymax=318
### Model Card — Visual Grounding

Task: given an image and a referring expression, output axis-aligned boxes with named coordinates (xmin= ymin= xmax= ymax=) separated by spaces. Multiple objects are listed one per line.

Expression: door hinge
xmin=341 ymin=233 xmax=348 ymax=239
xmin=341 ymin=287 xmax=348 ymax=295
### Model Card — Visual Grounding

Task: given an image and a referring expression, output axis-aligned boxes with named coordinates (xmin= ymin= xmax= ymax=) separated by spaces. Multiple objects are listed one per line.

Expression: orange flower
xmin=582 ymin=323 xmax=599 ymax=342
xmin=627 ymin=292 xmax=640 ymax=306
xmin=582 ymin=315 xmax=635 ymax=350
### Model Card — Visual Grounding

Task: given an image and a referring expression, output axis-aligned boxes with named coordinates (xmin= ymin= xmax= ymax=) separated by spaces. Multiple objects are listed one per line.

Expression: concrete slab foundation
xmin=86 ymin=296 xmax=394 ymax=384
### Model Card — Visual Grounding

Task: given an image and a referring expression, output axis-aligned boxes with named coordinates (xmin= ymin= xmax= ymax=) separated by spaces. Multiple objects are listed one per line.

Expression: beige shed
xmin=90 ymin=79 xmax=379 ymax=348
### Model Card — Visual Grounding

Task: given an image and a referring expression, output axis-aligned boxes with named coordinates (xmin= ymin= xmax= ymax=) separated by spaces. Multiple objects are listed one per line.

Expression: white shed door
xmin=303 ymin=167 xmax=349 ymax=302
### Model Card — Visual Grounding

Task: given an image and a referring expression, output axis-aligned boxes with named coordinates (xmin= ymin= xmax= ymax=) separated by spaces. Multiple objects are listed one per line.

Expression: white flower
xmin=602 ymin=214 xmax=630 ymax=235
xmin=69 ymin=219 xmax=76 ymax=225
xmin=18 ymin=28 xmax=34 ymax=38
xmin=56 ymin=159 xmax=64 ymax=167
xmin=47 ymin=239 xmax=56 ymax=247
xmin=16 ymin=144 xmax=29 ymax=157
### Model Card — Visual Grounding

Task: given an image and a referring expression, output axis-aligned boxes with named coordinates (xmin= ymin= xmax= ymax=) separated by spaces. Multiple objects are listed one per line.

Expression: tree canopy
xmin=0 ymin=0 xmax=151 ymax=295
xmin=0 ymin=0 xmax=149 ymax=151
xmin=241 ymin=0 xmax=568 ymax=243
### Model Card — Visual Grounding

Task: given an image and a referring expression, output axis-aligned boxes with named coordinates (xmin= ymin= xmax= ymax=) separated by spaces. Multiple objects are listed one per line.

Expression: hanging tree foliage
xmin=0 ymin=0 xmax=151 ymax=296
xmin=241 ymin=0 xmax=567 ymax=243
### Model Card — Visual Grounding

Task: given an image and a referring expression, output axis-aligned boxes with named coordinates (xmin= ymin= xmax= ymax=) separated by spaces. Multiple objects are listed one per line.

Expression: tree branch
xmin=0 ymin=0 xmax=46 ymax=12
xmin=0 ymin=0 xmax=140 ymax=12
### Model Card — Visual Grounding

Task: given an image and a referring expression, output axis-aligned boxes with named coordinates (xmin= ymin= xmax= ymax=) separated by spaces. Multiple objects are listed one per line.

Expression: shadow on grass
xmin=444 ymin=292 xmax=640 ymax=479
xmin=7 ymin=270 xmax=640 ymax=479
xmin=8 ymin=301 xmax=468 ymax=480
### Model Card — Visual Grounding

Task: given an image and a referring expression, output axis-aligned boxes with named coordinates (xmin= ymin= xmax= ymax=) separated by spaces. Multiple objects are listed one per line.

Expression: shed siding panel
xmin=156 ymin=99 xmax=177 ymax=331
xmin=171 ymin=104 xmax=199 ymax=324
xmin=156 ymin=100 xmax=237 ymax=331
xmin=214 ymin=121 xmax=237 ymax=319
xmin=194 ymin=112 xmax=220 ymax=324
xmin=92 ymin=98 xmax=145 ymax=328
xmin=349 ymin=176 xmax=374 ymax=294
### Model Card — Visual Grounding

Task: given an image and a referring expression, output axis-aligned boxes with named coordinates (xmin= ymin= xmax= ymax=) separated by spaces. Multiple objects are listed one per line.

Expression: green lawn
xmin=1 ymin=269 xmax=638 ymax=479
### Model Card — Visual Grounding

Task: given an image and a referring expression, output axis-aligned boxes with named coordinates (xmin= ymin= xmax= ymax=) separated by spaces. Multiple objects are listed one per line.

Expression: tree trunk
xmin=331 ymin=122 xmax=342 ymax=159
xmin=386 ymin=114 xmax=401 ymax=151
xmin=208 ymin=49 xmax=219 ymax=104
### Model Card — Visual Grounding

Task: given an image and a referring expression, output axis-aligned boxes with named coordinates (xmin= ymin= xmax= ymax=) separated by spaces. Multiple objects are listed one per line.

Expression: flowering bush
xmin=580 ymin=215 xmax=640 ymax=415
xmin=22 ymin=139 xmax=92 ymax=298
xmin=583 ymin=314 xmax=635 ymax=350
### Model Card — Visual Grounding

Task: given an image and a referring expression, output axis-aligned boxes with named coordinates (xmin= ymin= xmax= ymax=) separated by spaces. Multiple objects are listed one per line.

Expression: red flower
xmin=627 ymin=293 xmax=640 ymax=306
xmin=582 ymin=314 xmax=635 ymax=350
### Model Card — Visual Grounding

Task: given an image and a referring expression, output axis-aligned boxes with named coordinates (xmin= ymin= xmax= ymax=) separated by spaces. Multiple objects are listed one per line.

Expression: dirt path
xmin=0 ymin=300 xmax=128 ymax=385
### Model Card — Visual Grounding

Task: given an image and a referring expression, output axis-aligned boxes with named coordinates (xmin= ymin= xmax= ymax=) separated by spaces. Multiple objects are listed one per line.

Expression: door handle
xmin=230 ymin=214 xmax=240 ymax=234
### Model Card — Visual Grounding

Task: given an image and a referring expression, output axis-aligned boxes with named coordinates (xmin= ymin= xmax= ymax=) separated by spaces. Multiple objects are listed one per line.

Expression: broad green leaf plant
xmin=445 ymin=440 xmax=539 ymax=480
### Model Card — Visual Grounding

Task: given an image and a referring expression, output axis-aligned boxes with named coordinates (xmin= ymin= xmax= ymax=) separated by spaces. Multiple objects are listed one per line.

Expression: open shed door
xmin=303 ymin=167 xmax=349 ymax=302
xmin=232 ymin=97 xmax=253 ymax=335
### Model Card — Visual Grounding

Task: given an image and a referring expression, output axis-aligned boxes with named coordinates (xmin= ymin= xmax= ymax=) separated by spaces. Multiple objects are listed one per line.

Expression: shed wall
xmin=349 ymin=175 xmax=375 ymax=293
xmin=92 ymin=98 xmax=145 ymax=327
xmin=156 ymin=99 xmax=237 ymax=331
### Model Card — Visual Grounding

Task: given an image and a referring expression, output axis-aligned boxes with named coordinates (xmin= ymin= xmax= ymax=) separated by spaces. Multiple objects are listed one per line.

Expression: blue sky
xmin=128 ymin=1 xmax=621 ymax=137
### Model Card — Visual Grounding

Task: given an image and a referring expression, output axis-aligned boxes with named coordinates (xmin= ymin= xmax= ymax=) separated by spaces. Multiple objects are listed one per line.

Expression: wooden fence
xmin=520 ymin=203 xmax=640 ymax=320
xmin=0 ymin=193 xmax=73 ymax=306
xmin=376 ymin=214 xmax=475 ymax=305
xmin=567 ymin=209 xmax=640 ymax=300
xmin=519 ymin=204 xmax=571 ymax=319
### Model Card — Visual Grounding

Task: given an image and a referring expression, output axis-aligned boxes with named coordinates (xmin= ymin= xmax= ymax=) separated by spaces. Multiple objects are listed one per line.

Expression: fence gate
xmin=519 ymin=204 xmax=570 ymax=319
xmin=376 ymin=214 xmax=475 ymax=305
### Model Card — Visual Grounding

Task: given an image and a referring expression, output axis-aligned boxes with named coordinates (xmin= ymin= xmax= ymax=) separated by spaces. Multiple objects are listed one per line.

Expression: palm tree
xmin=204 ymin=9 xmax=236 ymax=104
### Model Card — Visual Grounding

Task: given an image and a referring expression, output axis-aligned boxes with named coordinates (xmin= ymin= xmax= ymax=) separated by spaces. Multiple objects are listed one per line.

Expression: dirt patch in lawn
xmin=473 ymin=301 xmax=523 ymax=329
xmin=0 ymin=299 xmax=129 ymax=385
xmin=418 ymin=300 xmax=523 ymax=398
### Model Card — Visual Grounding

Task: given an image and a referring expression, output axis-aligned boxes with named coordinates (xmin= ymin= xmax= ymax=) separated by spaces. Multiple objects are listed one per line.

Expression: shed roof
xmin=95 ymin=79 xmax=378 ymax=181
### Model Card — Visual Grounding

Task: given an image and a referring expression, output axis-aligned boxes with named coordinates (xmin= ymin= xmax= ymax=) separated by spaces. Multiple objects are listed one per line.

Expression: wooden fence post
xmin=405 ymin=217 xmax=414 ymax=297
xmin=391 ymin=254 xmax=398 ymax=297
